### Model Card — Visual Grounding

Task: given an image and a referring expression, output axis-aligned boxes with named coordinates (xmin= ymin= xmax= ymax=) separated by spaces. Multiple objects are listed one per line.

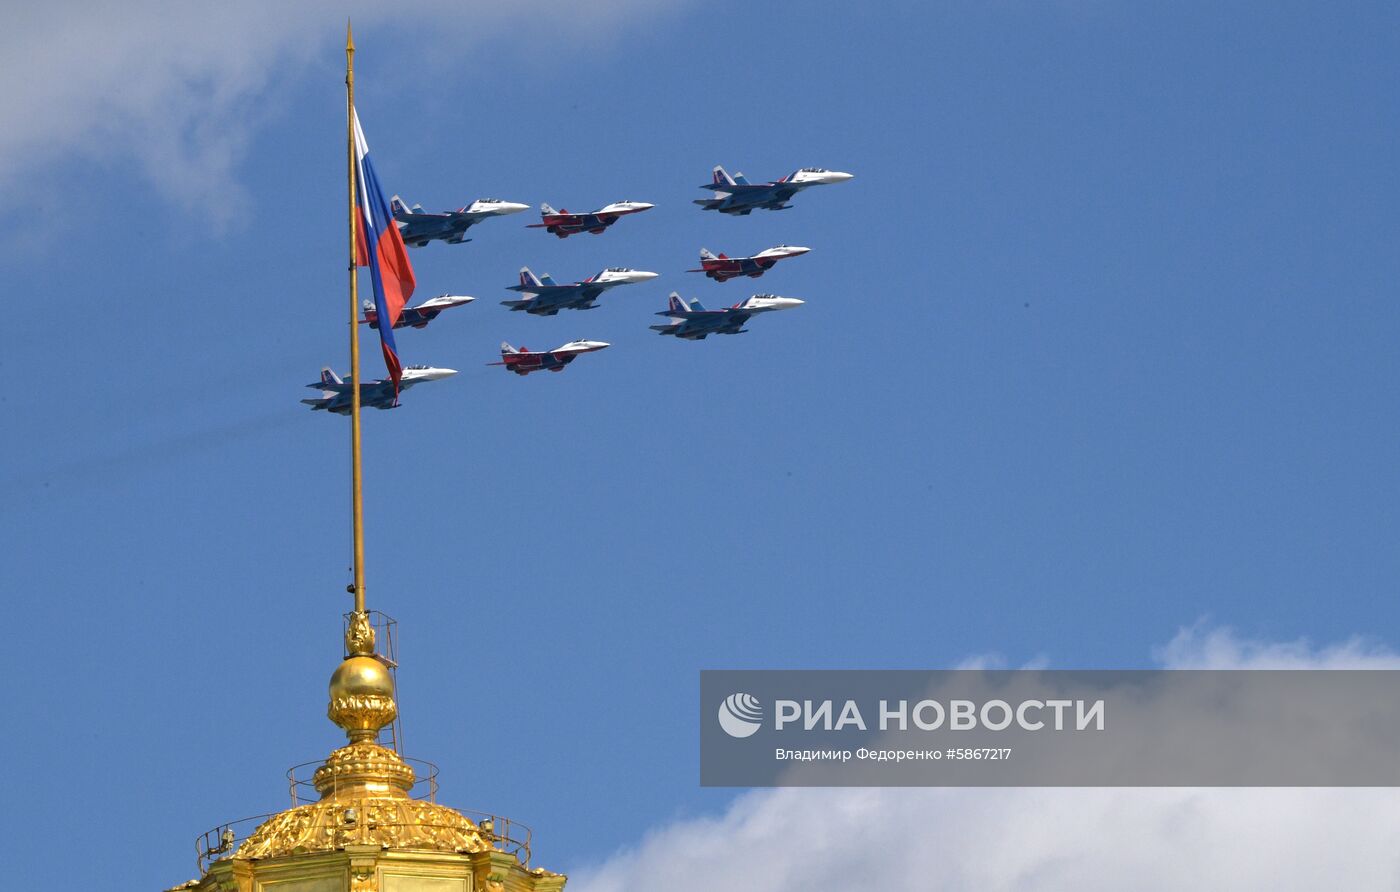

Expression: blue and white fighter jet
xmin=694 ymin=165 xmax=853 ymax=215
xmin=360 ymin=294 xmax=474 ymax=330
xmin=301 ymin=365 xmax=457 ymax=414
xmin=390 ymin=195 xmax=529 ymax=246
xmin=501 ymin=266 xmax=659 ymax=316
xmin=651 ymin=292 xmax=803 ymax=339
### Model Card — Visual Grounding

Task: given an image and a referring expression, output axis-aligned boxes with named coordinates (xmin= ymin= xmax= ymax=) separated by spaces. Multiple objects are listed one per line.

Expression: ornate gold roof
xmin=237 ymin=791 xmax=493 ymax=860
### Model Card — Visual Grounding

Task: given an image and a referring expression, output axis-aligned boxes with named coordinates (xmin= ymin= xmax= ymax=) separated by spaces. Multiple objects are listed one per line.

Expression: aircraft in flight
xmin=694 ymin=166 xmax=853 ymax=215
xmin=688 ymin=245 xmax=810 ymax=282
xmin=651 ymin=292 xmax=803 ymax=340
xmin=489 ymin=340 xmax=611 ymax=376
xmin=301 ymin=365 xmax=457 ymax=414
xmin=501 ymin=266 xmax=659 ymax=315
xmin=527 ymin=201 xmax=654 ymax=238
xmin=390 ymin=195 xmax=529 ymax=246
xmin=360 ymin=294 xmax=474 ymax=330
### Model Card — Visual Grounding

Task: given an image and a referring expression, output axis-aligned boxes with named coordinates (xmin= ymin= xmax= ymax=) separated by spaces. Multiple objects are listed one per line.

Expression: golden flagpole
xmin=346 ymin=21 xmax=366 ymax=618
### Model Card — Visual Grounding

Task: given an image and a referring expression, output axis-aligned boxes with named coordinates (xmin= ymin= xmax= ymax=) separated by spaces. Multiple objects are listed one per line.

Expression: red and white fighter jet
xmin=527 ymin=201 xmax=654 ymax=238
xmin=687 ymin=245 xmax=811 ymax=283
xmin=488 ymin=340 xmax=611 ymax=376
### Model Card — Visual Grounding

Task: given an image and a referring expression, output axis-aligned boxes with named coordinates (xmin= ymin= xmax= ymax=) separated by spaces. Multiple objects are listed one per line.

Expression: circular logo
xmin=718 ymin=692 xmax=764 ymax=738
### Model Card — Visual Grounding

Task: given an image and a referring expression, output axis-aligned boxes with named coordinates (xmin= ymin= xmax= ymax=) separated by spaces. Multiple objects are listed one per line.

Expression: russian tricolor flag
xmin=352 ymin=107 xmax=415 ymax=391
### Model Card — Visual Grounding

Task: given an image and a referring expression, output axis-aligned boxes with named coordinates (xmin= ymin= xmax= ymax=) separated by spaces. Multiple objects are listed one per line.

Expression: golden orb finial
xmin=328 ymin=653 xmax=397 ymax=743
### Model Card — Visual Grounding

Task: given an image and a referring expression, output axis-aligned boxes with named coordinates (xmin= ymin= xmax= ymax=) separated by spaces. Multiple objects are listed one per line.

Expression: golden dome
xmin=236 ymin=797 xmax=494 ymax=862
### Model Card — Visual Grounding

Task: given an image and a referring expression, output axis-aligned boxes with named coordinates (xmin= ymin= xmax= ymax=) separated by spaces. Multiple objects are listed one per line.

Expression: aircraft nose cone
xmin=757 ymin=297 xmax=804 ymax=311
xmin=828 ymin=171 xmax=854 ymax=182
xmin=634 ymin=203 xmax=655 ymax=210
xmin=634 ymin=271 xmax=660 ymax=280
xmin=500 ymin=202 xmax=530 ymax=215
xmin=586 ymin=340 xmax=611 ymax=350
xmin=426 ymin=368 xmax=458 ymax=380
xmin=788 ymin=246 xmax=812 ymax=255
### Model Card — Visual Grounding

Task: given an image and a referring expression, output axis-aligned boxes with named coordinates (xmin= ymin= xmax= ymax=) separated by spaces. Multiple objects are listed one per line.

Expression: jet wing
xmin=360 ymin=380 xmax=399 ymax=410
xmin=505 ymin=284 xmax=575 ymax=296
xmin=306 ymin=380 xmax=353 ymax=394
xmin=395 ymin=210 xmax=451 ymax=223
xmin=698 ymin=182 xmax=772 ymax=192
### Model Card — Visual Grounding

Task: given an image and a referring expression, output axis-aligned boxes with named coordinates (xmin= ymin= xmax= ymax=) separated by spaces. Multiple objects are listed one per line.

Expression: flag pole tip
xmin=346 ymin=20 xmax=355 ymax=51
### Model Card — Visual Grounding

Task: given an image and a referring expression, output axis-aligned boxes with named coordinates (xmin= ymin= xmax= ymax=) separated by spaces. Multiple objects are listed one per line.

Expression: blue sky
xmin=3 ymin=2 xmax=1399 ymax=889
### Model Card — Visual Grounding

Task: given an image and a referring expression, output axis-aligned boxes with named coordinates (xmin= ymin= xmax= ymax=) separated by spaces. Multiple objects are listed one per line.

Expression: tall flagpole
xmin=346 ymin=22 xmax=366 ymax=618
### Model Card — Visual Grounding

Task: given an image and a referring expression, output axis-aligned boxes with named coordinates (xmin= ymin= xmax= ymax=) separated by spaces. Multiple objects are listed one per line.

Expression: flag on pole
xmin=352 ymin=107 xmax=415 ymax=391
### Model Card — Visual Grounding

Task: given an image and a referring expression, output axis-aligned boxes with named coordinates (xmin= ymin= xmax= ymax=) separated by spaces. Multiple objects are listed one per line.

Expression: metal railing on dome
xmin=286 ymin=755 xmax=441 ymax=805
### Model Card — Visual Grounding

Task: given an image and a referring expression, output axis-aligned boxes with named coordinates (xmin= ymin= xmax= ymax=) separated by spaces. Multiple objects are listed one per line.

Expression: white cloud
xmin=1155 ymin=621 xmax=1400 ymax=669
xmin=573 ymin=626 xmax=1400 ymax=892
xmin=0 ymin=1 xmax=680 ymax=221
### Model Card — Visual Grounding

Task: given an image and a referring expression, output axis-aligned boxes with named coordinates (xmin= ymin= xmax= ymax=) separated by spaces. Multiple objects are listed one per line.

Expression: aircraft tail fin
xmin=501 ymin=342 xmax=521 ymax=354
xmin=712 ymin=165 xmax=737 ymax=187
xmin=362 ymin=299 xmax=374 ymax=312
xmin=733 ymin=171 xmax=751 ymax=185
xmin=540 ymin=202 xmax=557 ymax=216
xmin=539 ymin=272 xmax=558 ymax=286
xmin=699 ymin=247 xmax=719 ymax=262
xmin=320 ymin=367 xmax=343 ymax=387
xmin=518 ymin=267 xmax=544 ymax=289
xmin=667 ymin=292 xmax=689 ymax=314
xmin=390 ymin=195 xmax=413 ymax=217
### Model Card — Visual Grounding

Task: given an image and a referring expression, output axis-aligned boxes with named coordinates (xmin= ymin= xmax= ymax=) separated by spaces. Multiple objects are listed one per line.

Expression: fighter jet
xmin=488 ymin=340 xmax=610 ymax=376
xmin=688 ymin=245 xmax=810 ymax=283
xmin=527 ymin=201 xmax=654 ymax=238
xmin=390 ymin=195 xmax=529 ymax=246
xmin=301 ymin=365 xmax=457 ymax=414
xmin=360 ymin=294 xmax=474 ymax=330
xmin=501 ymin=266 xmax=659 ymax=316
xmin=651 ymin=292 xmax=803 ymax=340
xmin=694 ymin=166 xmax=853 ymax=215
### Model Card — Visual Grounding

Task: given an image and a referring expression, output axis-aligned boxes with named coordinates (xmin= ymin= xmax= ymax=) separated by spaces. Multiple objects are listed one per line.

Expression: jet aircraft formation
xmin=306 ymin=162 xmax=852 ymax=409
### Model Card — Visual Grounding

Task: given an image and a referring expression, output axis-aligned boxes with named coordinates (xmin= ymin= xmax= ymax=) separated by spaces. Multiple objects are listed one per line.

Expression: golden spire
xmin=347 ymin=17 xmax=367 ymax=623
